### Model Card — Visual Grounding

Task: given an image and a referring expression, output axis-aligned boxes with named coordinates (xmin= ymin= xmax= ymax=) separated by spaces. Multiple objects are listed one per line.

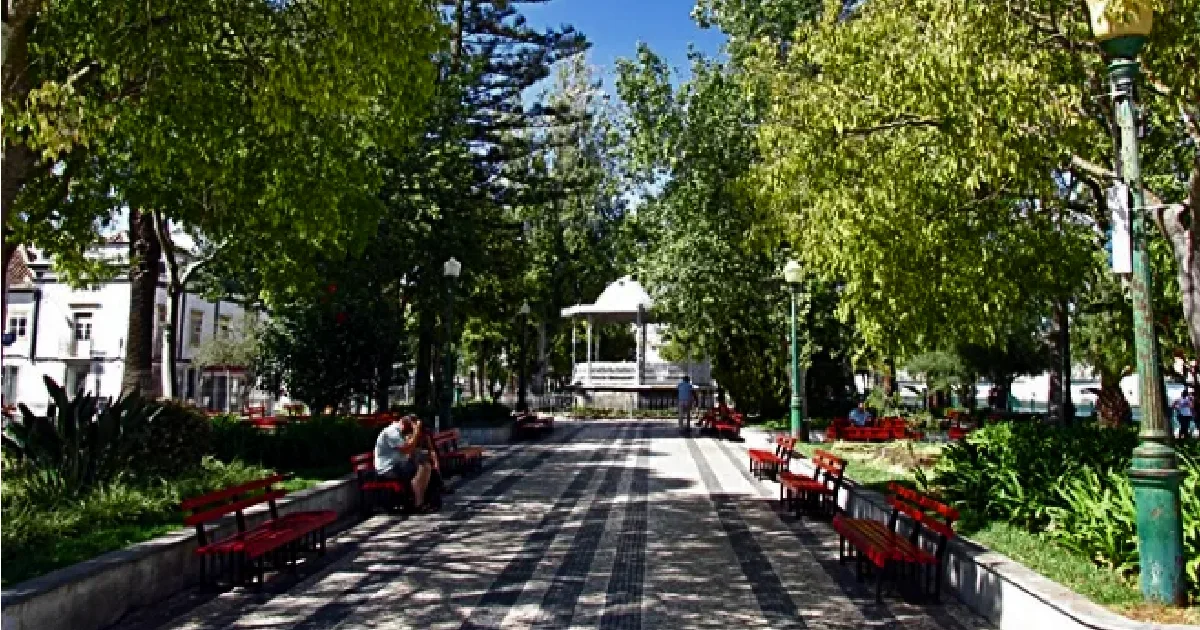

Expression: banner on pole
xmin=1108 ymin=182 xmax=1132 ymax=274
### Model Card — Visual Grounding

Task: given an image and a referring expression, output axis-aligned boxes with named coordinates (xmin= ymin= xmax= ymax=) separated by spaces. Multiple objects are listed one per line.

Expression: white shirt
xmin=374 ymin=424 xmax=408 ymax=474
xmin=1176 ymin=396 xmax=1193 ymax=417
xmin=677 ymin=380 xmax=694 ymax=405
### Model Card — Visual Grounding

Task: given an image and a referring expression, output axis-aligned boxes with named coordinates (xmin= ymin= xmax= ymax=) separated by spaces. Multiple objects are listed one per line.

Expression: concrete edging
xmin=740 ymin=430 xmax=1196 ymax=630
xmin=1 ymin=475 xmax=359 ymax=630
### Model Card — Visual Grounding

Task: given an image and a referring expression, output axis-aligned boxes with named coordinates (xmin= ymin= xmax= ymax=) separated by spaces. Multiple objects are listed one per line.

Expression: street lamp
xmin=441 ymin=257 xmax=462 ymax=432
xmin=518 ymin=301 xmax=531 ymax=412
xmin=1086 ymin=0 xmax=1184 ymax=606
xmin=783 ymin=259 xmax=806 ymax=439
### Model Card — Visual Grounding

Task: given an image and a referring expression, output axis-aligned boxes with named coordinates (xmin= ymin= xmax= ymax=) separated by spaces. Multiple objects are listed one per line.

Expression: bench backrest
xmin=182 ymin=475 xmax=288 ymax=542
xmin=886 ymin=482 xmax=958 ymax=542
xmin=244 ymin=405 xmax=267 ymax=420
xmin=350 ymin=451 xmax=374 ymax=474
xmin=774 ymin=436 xmax=798 ymax=465
xmin=810 ymin=450 xmax=847 ymax=496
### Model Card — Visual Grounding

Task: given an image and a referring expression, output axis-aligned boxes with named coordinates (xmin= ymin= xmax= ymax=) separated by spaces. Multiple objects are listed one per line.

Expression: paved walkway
xmin=146 ymin=421 xmax=993 ymax=630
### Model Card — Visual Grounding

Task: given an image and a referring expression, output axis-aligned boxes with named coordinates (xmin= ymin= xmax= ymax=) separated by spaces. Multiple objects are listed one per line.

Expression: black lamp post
xmin=441 ymin=257 xmax=461 ymax=431
xmin=518 ymin=301 xmax=530 ymax=412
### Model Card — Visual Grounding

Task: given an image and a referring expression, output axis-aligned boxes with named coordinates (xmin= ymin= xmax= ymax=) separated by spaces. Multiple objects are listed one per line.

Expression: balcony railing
xmin=58 ymin=338 xmax=95 ymax=359
xmin=571 ymin=361 xmax=712 ymax=387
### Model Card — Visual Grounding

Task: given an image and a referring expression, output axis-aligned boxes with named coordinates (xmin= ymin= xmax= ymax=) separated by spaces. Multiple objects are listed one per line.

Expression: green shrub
xmin=935 ymin=421 xmax=1200 ymax=597
xmin=1 ymin=377 xmax=161 ymax=496
xmin=211 ymin=415 xmax=378 ymax=470
xmin=1 ymin=456 xmax=275 ymax=585
xmin=125 ymin=400 xmax=213 ymax=477
xmin=935 ymin=421 xmax=1139 ymax=529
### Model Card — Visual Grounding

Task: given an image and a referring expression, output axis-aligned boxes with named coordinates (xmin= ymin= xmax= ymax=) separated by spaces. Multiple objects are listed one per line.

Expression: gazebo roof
xmin=561 ymin=276 xmax=654 ymax=323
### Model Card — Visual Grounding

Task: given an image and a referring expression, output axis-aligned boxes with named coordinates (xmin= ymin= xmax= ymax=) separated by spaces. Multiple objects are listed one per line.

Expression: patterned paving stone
xmin=142 ymin=420 xmax=993 ymax=630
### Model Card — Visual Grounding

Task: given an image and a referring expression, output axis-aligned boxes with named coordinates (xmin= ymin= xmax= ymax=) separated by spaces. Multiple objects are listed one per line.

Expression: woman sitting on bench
xmin=374 ymin=415 xmax=434 ymax=512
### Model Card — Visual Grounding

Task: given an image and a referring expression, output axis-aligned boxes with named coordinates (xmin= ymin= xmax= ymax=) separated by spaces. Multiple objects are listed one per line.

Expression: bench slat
xmin=181 ymin=474 xmax=288 ymax=511
xmin=184 ymin=489 xmax=288 ymax=526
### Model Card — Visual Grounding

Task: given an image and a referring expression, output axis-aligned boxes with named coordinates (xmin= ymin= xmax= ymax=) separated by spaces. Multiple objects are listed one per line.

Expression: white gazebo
xmin=561 ymin=276 xmax=712 ymax=409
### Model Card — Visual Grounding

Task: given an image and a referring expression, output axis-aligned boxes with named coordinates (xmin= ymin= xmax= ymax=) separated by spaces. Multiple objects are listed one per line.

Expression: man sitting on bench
xmin=374 ymin=415 xmax=434 ymax=512
xmin=849 ymin=401 xmax=872 ymax=427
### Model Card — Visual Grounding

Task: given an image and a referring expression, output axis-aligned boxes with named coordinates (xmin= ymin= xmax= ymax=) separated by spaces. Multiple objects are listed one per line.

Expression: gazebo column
xmin=586 ymin=316 xmax=593 ymax=385
xmin=635 ymin=306 xmax=645 ymax=386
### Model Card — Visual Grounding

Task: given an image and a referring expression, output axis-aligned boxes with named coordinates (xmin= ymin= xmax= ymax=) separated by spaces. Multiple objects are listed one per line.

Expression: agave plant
xmin=1 ymin=377 xmax=160 ymax=495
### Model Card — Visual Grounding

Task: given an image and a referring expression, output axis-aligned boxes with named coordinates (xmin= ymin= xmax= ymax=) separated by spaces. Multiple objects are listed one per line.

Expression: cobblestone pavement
xmin=146 ymin=420 xmax=993 ymax=630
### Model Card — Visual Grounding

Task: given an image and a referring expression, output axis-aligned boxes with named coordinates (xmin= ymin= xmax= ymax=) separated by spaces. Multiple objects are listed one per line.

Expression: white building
xmin=1 ymin=241 xmax=275 ymax=414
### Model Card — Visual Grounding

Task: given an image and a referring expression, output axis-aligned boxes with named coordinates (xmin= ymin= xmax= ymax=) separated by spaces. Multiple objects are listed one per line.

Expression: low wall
xmin=775 ymin=444 xmax=1196 ymax=630
xmin=1 ymin=476 xmax=359 ymax=630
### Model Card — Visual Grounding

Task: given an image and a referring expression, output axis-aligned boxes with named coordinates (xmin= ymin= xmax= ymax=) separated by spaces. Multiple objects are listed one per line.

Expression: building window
xmin=188 ymin=310 xmax=204 ymax=347
xmin=157 ymin=304 xmax=168 ymax=325
xmin=74 ymin=313 xmax=93 ymax=341
xmin=219 ymin=315 xmax=232 ymax=338
xmin=7 ymin=314 xmax=28 ymax=338
xmin=2 ymin=366 xmax=18 ymax=404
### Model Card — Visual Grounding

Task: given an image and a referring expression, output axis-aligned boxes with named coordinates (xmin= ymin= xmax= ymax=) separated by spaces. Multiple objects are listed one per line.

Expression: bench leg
xmin=876 ymin=562 xmax=888 ymax=602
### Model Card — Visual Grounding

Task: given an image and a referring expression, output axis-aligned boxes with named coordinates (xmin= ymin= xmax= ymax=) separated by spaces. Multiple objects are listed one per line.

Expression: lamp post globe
xmin=783 ymin=259 xmax=805 ymax=439
xmin=443 ymin=257 xmax=462 ymax=278
xmin=1086 ymin=1 xmax=1185 ymax=606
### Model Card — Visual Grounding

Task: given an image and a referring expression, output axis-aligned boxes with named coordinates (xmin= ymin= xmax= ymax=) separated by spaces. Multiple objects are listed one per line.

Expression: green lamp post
xmin=783 ymin=259 xmax=806 ymax=439
xmin=1087 ymin=0 xmax=1186 ymax=606
xmin=441 ymin=257 xmax=462 ymax=432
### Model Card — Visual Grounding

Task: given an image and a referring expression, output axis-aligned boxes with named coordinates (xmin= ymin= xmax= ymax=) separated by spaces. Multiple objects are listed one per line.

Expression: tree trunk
xmin=415 ymin=312 xmax=433 ymax=409
xmin=1091 ymin=371 xmax=1132 ymax=428
xmin=1155 ymin=157 xmax=1200 ymax=361
xmin=163 ymin=284 xmax=182 ymax=397
xmin=2 ymin=1 xmax=41 ymax=329
xmin=883 ymin=355 xmax=897 ymax=399
xmin=121 ymin=209 xmax=161 ymax=395
xmin=1047 ymin=297 xmax=1072 ymax=425
xmin=374 ymin=350 xmax=393 ymax=412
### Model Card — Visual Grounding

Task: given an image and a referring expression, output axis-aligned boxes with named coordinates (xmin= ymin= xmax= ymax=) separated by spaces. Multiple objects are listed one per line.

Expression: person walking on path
xmin=1174 ymin=389 xmax=1194 ymax=440
xmin=374 ymin=415 xmax=435 ymax=512
xmin=677 ymin=375 xmax=696 ymax=433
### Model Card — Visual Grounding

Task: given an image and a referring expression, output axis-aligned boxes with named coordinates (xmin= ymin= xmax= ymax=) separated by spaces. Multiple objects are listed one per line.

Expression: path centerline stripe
xmin=598 ymin=423 xmax=650 ymax=630
xmin=684 ymin=435 xmax=809 ymax=630
xmin=459 ymin=424 xmax=635 ymax=630
xmin=531 ymin=424 xmax=638 ymax=630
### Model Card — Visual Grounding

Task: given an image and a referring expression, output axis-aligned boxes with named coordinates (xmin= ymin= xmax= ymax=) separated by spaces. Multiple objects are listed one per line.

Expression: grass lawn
xmin=2 ymin=464 xmax=342 ymax=587
xmin=784 ymin=439 xmax=1198 ymax=624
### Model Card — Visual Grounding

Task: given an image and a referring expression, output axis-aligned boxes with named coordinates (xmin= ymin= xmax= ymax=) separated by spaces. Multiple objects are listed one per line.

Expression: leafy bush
xmin=124 ymin=400 xmax=213 ymax=477
xmin=1 ymin=377 xmax=161 ymax=496
xmin=935 ymin=421 xmax=1139 ymax=529
xmin=211 ymin=415 xmax=378 ymax=470
xmin=936 ymin=421 xmax=1200 ymax=597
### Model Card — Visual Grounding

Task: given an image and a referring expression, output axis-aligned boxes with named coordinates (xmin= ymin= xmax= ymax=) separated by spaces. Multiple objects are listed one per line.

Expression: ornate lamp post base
xmin=1130 ymin=442 xmax=1187 ymax=605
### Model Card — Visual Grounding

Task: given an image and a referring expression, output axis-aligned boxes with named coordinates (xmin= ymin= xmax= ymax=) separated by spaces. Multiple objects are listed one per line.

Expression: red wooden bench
xmin=243 ymin=404 xmax=285 ymax=430
xmin=946 ymin=411 xmax=974 ymax=440
xmin=826 ymin=417 xmax=922 ymax=442
xmin=183 ymin=475 xmax=337 ymax=586
xmin=779 ymin=449 xmax=847 ymax=517
xmin=433 ymin=429 xmax=485 ymax=474
xmin=832 ymin=482 xmax=959 ymax=602
xmin=350 ymin=452 xmax=413 ymax=514
xmin=513 ymin=411 xmax=554 ymax=439
xmin=698 ymin=404 xmax=743 ymax=439
xmin=748 ymin=435 xmax=797 ymax=480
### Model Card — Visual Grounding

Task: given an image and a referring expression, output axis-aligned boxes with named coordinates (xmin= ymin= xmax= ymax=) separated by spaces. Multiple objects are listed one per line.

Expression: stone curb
xmin=739 ymin=428 xmax=1198 ymax=630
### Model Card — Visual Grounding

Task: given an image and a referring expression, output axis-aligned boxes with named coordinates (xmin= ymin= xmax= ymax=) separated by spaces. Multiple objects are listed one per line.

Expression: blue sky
xmin=521 ymin=0 xmax=727 ymax=97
